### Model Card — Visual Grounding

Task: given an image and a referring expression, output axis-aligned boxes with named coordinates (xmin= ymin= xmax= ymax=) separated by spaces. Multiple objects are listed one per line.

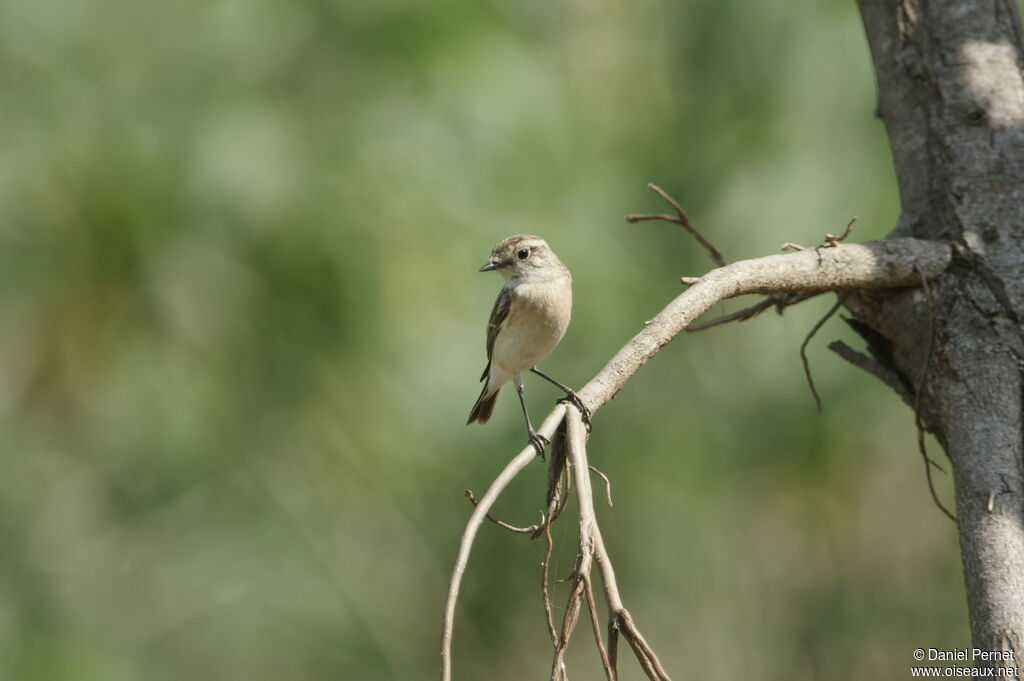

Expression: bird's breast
xmin=493 ymin=277 xmax=572 ymax=373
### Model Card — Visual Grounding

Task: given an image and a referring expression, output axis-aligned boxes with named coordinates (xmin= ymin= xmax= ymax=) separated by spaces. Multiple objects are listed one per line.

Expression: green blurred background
xmin=0 ymin=0 xmax=991 ymax=679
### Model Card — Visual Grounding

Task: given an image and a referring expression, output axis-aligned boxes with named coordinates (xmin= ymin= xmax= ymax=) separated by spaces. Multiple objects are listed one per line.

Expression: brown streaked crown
xmin=489 ymin=235 xmax=544 ymax=262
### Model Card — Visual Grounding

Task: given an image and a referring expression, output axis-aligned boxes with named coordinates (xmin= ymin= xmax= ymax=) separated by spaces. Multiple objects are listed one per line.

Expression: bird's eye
xmin=517 ymin=248 xmax=530 ymax=260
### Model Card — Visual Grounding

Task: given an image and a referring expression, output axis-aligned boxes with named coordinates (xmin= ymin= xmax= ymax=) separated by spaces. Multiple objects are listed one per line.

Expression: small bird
xmin=467 ymin=235 xmax=587 ymax=454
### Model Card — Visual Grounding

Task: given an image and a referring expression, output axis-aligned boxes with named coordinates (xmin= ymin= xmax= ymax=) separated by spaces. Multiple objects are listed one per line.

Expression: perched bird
xmin=467 ymin=235 xmax=586 ymax=454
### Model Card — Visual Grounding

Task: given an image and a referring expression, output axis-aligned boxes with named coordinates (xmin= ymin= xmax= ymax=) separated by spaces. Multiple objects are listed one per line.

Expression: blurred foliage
xmin=0 ymin=0 xmax=986 ymax=679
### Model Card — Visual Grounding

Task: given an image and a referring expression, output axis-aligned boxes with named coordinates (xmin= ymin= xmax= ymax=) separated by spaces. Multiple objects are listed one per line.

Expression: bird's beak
xmin=479 ymin=260 xmax=501 ymax=272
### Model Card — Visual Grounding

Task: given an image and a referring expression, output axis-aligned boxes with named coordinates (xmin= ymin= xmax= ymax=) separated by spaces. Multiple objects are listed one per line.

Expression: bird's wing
xmin=481 ymin=286 xmax=512 ymax=381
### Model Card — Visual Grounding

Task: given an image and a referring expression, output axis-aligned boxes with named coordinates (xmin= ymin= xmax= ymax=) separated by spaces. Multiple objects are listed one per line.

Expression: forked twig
xmin=627 ymin=183 xmax=727 ymax=267
xmin=782 ymin=217 xmax=858 ymax=252
xmin=825 ymin=216 xmax=858 ymax=247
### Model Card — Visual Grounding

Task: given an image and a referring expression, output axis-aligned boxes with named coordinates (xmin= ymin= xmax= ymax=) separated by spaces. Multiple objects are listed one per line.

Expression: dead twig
xmin=589 ymin=465 xmax=614 ymax=507
xmin=584 ymin=575 xmax=615 ymax=681
xmin=782 ymin=217 xmax=858 ymax=253
xmin=686 ymin=291 xmax=824 ymax=332
xmin=828 ymin=340 xmax=916 ymax=407
xmin=542 ymin=519 xmax=558 ymax=646
xmin=800 ymin=295 xmax=848 ymax=411
xmin=825 ymin=216 xmax=858 ymax=247
xmin=465 ymin=490 xmax=545 ymax=534
xmin=627 ymin=183 xmax=727 ymax=267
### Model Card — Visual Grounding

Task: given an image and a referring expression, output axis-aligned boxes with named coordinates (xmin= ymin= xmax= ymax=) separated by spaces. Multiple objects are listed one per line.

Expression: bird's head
xmin=479 ymin=235 xmax=565 ymax=282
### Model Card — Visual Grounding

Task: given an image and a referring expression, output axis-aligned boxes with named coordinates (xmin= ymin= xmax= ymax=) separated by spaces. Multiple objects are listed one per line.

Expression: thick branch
xmin=577 ymin=238 xmax=950 ymax=412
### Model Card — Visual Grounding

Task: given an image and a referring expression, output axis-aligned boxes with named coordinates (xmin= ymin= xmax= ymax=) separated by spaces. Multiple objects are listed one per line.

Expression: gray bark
xmin=854 ymin=0 xmax=1024 ymax=670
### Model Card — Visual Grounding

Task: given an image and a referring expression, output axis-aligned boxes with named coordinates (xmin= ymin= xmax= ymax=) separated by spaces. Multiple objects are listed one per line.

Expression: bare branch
xmin=825 ymin=216 xmax=858 ymax=247
xmin=542 ymin=519 xmax=558 ymax=646
xmin=684 ymin=218 xmax=858 ymax=335
xmin=440 ymin=404 xmax=568 ymax=681
xmin=828 ymin=340 xmax=915 ymax=406
xmin=464 ymin=490 xmax=544 ymax=534
xmin=589 ymin=465 xmax=614 ymax=507
xmin=566 ymin=410 xmax=671 ymax=680
xmin=800 ymin=295 xmax=848 ymax=412
xmin=577 ymin=238 xmax=951 ymax=414
xmin=627 ymin=183 xmax=727 ymax=267
xmin=442 ymin=237 xmax=953 ymax=680
xmin=583 ymin=575 xmax=615 ymax=681
xmin=686 ymin=291 xmax=823 ymax=332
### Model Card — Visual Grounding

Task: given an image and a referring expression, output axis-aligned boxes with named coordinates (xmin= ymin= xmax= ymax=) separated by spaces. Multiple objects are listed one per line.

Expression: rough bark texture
xmin=855 ymin=0 xmax=1024 ymax=669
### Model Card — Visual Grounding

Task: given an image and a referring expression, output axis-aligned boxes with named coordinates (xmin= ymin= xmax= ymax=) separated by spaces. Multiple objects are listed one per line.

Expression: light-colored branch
xmin=565 ymin=409 xmax=671 ymax=681
xmin=440 ymin=404 xmax=567 ymax=681
xmin=441 ymin=236 xmax=952 ymax=680
xmin=577 ymin=238 xmax=950 ymax=413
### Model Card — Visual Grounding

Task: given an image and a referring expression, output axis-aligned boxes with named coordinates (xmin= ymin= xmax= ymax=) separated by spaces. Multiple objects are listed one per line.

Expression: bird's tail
xmin=467 ymin=383 xmax=500 ymax=425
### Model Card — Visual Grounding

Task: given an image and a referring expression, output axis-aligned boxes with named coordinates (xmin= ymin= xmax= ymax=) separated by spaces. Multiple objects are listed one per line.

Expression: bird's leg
xmin=530 ymin=367 xmax=592 ymax=432
xmin=514 ymin=375 xmax=548 ymax=456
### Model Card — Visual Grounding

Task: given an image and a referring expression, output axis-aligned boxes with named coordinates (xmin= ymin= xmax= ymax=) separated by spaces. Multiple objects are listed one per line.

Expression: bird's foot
xmin=528 ymin=430 xmax=550 ymax=457
xmin=557 ymin=391 xmax=592 ymax=433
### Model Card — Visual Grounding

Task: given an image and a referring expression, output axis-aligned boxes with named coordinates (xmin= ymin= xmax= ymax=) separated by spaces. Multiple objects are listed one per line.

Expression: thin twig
xmin=782 ymin=217 xmax=857 ymax=253
xmin=607 ymin=622 xmax=619 ymax=679
xmin=686 ymin=297 xmax=776 ymax=331
xmin=824 ymin=216 xmax=858 ymax=247
xmin=542 ymin=519 xmax=558 ymax=646
xmin=550 ymin=569 xmax=587 ymax=680
xmin=913 ymin=268 xmax=956 ymax=522
xmin=627 ymin=184 xmax=727 ymax=267
xmin=589 ymin=465 xmax=614 ymax=507
xmin=686 ymin=291 xmax=824 ymax=332
xmin=800 ymin=295 xmax=848 ymax=412
xmin=464 ymin=490 xmax=544 ymax=533
xmin=584 ymin=575 xmax=616 ymax=681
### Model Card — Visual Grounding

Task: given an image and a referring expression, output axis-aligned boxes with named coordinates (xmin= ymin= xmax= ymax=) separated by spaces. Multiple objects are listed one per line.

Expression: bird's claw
xmin=528 ymin=430 xmax=550 ymax=457
xmin=557 ymin=392 xmax=592 ymax=433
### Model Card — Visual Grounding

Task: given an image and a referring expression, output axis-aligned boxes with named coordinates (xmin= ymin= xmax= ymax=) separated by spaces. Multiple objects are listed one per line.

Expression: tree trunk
xmin=854 ymin=0 xmax=1024 ymax=670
